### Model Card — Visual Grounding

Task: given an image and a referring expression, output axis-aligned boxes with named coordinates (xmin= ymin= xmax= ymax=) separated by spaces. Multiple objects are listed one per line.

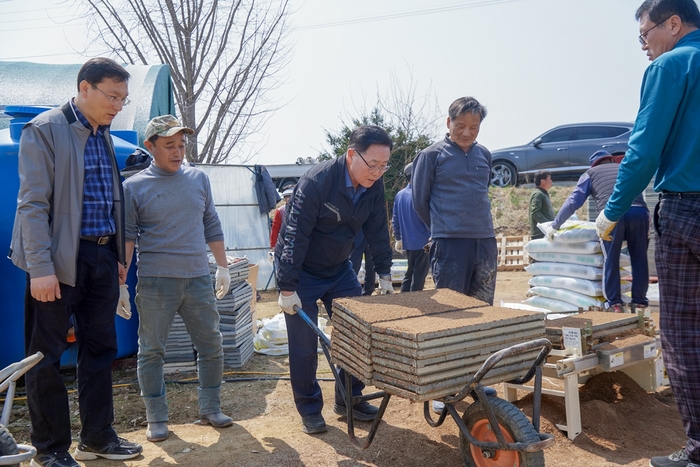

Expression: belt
xmin=659 ymin=191 xmax=700 ymax=199
xmin=80 ymin=235 xmax=113 ymax=245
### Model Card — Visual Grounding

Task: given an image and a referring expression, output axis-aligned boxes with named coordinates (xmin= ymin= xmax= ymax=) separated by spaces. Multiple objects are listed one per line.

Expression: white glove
xmin=394 ymin=239 xmax=404 ymax=254
xmin=595 ymin=211 xmax=617 ymax=242
xmin=215 ymin=265 xmax=231 ymax=299
xmin=378 ymin=275 xmax=395 ymax=295
xmin=544 ymin=225 xmax=557 ymax=242
xmin=116 ymin=284 xmax=132 ymax=320
xmin=278 ymin=291 xmax=302 ymax=315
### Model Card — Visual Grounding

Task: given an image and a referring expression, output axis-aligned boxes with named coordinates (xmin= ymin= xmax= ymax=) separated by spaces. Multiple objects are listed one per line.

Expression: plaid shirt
xmin=73 ymin=101 xmax=115 ymax=237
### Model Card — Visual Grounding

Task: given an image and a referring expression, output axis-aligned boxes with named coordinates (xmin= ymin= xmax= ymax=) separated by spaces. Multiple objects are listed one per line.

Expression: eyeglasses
xmin=639 ymin=16 xmax=671 ymax=45
xmin=354 ymin=149 xmax=390 ymax=174
xmin=90 ymin=83 xmax=131 ymax=106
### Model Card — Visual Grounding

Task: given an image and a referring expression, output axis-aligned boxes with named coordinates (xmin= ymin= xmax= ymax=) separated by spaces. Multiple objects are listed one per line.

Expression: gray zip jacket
xmin=9 ymin=102 xmax=126 ymax=286
xmin=412 ymin=135 xmax=495 ymax=238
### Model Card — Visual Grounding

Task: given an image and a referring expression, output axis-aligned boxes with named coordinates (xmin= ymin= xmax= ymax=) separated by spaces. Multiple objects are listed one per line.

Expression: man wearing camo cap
xmin=123 ymin=114 xmax=233 ymax=442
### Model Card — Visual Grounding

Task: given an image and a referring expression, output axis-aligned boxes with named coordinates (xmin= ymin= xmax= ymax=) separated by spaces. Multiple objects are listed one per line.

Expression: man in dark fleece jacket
xmin=412 ymin=96 xmax=497 ymax=305
xmin=274 ymin=125 xmax=394 ymax=435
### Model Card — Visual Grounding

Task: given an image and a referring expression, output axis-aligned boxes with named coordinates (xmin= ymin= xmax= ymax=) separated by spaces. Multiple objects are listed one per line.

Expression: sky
xmin=0 ymin=0 xmax=662 ymax=165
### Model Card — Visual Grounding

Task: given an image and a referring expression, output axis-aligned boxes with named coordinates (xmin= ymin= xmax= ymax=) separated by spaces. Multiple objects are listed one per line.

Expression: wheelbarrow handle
xmin=293 ymin=305 xmax=332 ymax=349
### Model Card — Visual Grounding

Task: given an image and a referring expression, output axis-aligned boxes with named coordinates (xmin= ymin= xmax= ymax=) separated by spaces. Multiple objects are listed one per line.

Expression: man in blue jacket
xmin=392 ymin=162 xmax=431 ymax=292
xmin=595 ymin=1 xmax=700 ymax=466
xmin=275 ymin=125 xmax=394 ymax=434
xmin=412 ymin=96 xmax=497 ymax=305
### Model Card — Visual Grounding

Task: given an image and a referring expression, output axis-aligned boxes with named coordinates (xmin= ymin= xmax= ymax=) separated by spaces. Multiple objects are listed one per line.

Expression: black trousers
xmin=401 ymin=249 xmax=430 ymax=292
xmin=24 ymin=240 xmax=120 ymax=454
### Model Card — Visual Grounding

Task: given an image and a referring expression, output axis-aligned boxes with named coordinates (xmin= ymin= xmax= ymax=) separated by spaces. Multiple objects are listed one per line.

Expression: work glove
xmin=544 ymin=225 xmax=557 ymax=242
xmin=215 ymin=265 xmax=231 ymax=299
xmin=378 ymin=275 xmax=395 ymax=295
xmin=394 ymin=239 xmax=404 ymax=254
xmin=595 ymin=211 xmax=617 ymax=242
xmin=278 ymin=291 xmax=302 ymax=315
xmin=116 ymin=284 xmax=132 ymax=320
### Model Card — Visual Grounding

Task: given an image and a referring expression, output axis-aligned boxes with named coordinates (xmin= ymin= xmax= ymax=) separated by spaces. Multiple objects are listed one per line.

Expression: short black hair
xmin=76 ymin=57 xmax=130 ymax=91
xmin=348 ymin=125 xmax=393 ymax=152
xmin=448 ymin=97 xmax=487 ymax=121
xmin=636 ymin=0 xmax=700 ymax=28
xmin=534 ymin=170 xmax=551 ymax=187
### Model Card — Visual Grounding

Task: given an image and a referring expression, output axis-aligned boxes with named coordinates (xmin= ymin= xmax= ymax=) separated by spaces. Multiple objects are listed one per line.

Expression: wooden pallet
xmin=498 ymin=235 xmax=531 ymax=271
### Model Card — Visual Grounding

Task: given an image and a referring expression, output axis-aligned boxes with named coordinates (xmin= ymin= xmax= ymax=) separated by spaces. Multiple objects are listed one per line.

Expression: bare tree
xmin=75 ymin=0 xmax=291 ymax=164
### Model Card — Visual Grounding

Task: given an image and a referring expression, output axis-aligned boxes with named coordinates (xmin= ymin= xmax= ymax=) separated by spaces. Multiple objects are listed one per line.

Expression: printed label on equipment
xmin=562 ymin=327 xmax=583 ymax=356
xmin=644 ymin=343 xmax=657 ymax=359
xmin=609 ymin=352 xmax=624 ymax=368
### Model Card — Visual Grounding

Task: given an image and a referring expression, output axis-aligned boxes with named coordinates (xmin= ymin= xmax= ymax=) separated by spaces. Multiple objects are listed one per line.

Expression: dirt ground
xmin=5 ymin=271 xmax=685 ymax=467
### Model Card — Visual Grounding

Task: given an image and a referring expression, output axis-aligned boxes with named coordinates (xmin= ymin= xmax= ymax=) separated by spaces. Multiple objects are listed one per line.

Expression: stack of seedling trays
xmin=330 ymin=289 xmax=546 ymax=402
xmin=544 ymin=311 xmax=640 ymax=351
xmin=163 ymin=314 xmax=197 ymax=374
xmin=210 ymin=256 xmax=255 ymax=368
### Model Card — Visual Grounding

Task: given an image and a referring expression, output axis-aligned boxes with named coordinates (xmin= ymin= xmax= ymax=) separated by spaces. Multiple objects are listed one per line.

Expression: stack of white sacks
xmin=523 ymin=219 xmax=631 ymax=313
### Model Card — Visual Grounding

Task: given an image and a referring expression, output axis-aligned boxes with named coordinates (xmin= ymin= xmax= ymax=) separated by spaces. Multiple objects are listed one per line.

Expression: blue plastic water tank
xmin=0 ymin=105 xmax=141 ymax=370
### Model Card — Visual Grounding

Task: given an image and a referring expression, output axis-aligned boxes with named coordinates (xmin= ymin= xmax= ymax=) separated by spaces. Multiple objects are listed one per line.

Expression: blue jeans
xmin=283 ymin=264 xmax=364 ymax=417
xmin=430 ymin=237 xmax=498 ymax=305
xmin=135 ymin=275 xmax=224 ymax=422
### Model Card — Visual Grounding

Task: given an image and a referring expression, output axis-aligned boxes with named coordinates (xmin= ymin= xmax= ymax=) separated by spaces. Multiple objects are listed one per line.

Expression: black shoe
xmin=301 ymin=413 xmax=327 ymax=434
xmin=649 ymin=449 xmax=700 ymax=467
xmin=333 ymin=400 xmax=379 ymax=421
xmin=74 ymin=437 xmax=143 ymax=461
xmin=30 ymin=452 xmax=79 ymax=467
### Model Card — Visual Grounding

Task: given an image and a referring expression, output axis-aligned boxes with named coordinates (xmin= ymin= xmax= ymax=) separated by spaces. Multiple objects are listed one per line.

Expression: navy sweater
xmin=412 ymin=135 xmax=494 ymax=239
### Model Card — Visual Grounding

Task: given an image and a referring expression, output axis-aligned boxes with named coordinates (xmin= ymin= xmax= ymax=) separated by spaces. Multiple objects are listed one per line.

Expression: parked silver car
xmin=489 ymin=122 xmax=634 ymax=187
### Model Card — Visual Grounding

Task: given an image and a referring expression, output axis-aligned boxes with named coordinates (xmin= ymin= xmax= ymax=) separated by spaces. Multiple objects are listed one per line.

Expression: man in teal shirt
xmin=596 ymin=1 xmax=700 ymax=466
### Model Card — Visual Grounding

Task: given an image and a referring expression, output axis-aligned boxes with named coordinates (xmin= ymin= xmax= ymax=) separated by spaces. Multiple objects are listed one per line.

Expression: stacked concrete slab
xmin=210 ymin=257 xmax=255 ymax=368
xmin=544 ymin=311 xmax=640 ymax=350
xmin=331 ymin=289 xmax=546 ymax=402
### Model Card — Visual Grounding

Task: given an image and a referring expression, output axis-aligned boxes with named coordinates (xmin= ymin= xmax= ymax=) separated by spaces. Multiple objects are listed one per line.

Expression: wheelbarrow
xmin=0 ymin=352 xmax=43 ymax=466
xmin=295 ymin=306 xmax=555 ymax=467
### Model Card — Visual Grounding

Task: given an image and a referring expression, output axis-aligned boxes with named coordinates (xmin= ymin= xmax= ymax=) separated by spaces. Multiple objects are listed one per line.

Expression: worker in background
xmin=275 ymin=125 xmax=394 ymax=435
xmin=596 ymin=2 xmax=700 ymax=466
xmin=392 ymin=162 xmax=431 ymax=292
xmin=9 ymin=57 xmax=142 ymax=467
xmin=528 ymin=170 xmax=556 ymax=240
xmin=123 ymin=115 xmax=233 ymax=443
xmin=270 ymin=186 xmax=294 ymax=248
xmin=547 ymin=151 xmax=649 ymax=313
xmin=350 ymin=232 xmax=376 ymax=296
xmin=411 ymin=97 xmax=498 ymax=415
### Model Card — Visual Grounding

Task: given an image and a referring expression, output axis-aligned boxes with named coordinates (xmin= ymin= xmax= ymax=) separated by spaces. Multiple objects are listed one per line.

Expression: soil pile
xmin=516 ymin=371 xmax=686 ymax=464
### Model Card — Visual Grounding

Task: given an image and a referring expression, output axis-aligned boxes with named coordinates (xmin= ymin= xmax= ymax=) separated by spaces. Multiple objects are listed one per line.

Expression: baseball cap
xmin=403 ymin=162 xmax=413 ymax=178
xmin=589 ymin=150 xmax=613 ymax=167
xmin=282 ymin=187 xmax=294 ymax=197
xmin=145 ymin=115 xmax=195 ymax=141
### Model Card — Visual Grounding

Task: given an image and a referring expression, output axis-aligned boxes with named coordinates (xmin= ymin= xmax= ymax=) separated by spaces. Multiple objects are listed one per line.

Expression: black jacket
xmin=275 ymin=155 xmax=392 ymax=291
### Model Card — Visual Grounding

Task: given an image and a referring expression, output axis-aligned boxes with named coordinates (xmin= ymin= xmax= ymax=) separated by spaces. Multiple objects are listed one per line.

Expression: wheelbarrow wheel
xmin=460 ymin=397 xmax=544 ymax=467
xmin=0 ymin=424 xmax=20 ymax=467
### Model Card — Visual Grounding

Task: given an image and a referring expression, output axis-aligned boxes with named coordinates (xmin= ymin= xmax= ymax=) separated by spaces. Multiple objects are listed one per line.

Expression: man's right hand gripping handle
xmin=278 ymin=291 xmax=302 ymax=315
xmin=31 ymin=275 xmax=62 ymax=302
